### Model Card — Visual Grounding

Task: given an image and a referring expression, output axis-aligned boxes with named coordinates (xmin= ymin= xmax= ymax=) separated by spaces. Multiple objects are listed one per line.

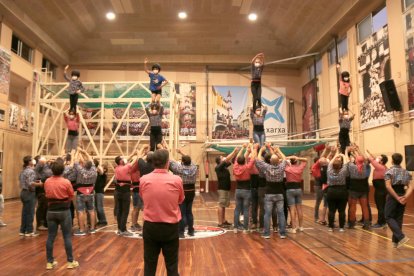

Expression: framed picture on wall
xmin=0 ymin=109 xmax=5 ymax=122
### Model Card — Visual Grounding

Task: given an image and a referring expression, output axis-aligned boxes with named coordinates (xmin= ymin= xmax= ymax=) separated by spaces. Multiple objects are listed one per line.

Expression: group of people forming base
xmin=214 ymin=142 xmax=412 ymax=247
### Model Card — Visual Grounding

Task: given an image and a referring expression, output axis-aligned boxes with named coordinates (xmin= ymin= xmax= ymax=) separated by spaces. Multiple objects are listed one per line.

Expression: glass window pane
xmin=338 ymin=37 xmax=348 ymax=58
xmin=21 ymin=43 xmax=32 ymax=62
xmin=328 ymin=48 xmax=336 ymax=66
xmin=405 ymin=0 xmax=414 ymax=10
xmin=373 ymin=6 xmax=387 ymax=33
xmin=358 ymin=15 xmax=372 ymax=44
xmin=316 ymin=59 xmax=322 ymax=75
xmin=11 ymin=35 xmax=19 ymax=54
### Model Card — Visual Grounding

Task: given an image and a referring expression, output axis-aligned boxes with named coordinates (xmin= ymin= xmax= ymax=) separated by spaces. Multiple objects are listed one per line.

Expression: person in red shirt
xmin=44 ymin=159 xmax=79 ymax=270
xmin=366 ymin=149 xmax=389 ymax=228
xmin=140 ymin=149 xmax=184 ymax=276
xmin=233 ymin=143 xmax=257 ymax=233
xmin=63 ymin=110 xmax=80 ymax=155
xmin=114 ymin=150 xmax=139 ymax=236
xmin=285 ymin=156 xmax=307 ymax=233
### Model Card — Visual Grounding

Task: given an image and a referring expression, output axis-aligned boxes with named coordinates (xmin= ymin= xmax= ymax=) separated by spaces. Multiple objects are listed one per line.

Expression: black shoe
xmin=223 ymin=221 xmax=232 ymax=226
xmin=188 ymin=231 xmax=195 ymax=237
xmin=179 ymin=233 xmax=185 ymax=239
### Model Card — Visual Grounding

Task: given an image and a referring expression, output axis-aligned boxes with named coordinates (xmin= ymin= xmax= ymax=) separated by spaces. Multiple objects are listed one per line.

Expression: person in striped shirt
xmin=384 ymin=153 xmax=413 ymax=248
xmin=145 ymin=103 xmax=164 ymax=152
xmin=169 ymin=148 xmax=198 ymax=238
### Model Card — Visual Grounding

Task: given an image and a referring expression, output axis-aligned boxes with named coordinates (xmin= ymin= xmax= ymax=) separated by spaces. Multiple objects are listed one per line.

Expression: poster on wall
xmin=0 ymin=47 xmax=11 ymax=96
xmin=20 ymin=108 xmax=29 ymax=132
xmin=262 ymin=87 xmax=287 ymax=140
xmin=9 ymin=104 xmax=19 ymax=129
xmin=357 ymin=25 xmax=393 ymax=130
xmin=212 ymin=86 xmax=249 ymax=140
xmin=403 ymin=7 xmax=414 ymax=118
xmin=176 ymin=83 xmax=196 ymax=140
xmin=0 ymin=109 xmax=5 ymax=122
xmin=31 ymin=71 xmax=40 ymax=102
xmin=302 ymin=81 xmax=318 ymax=138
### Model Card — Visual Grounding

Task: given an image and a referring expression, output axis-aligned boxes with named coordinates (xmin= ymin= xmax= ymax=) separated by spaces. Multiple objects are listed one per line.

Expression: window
xmin=42 ymin=57 xmax=57 ymax=79
xmin=328 ymin=45 xmax=336 ymax=66
xmin=11 ymin=34 xmax=33 ymax=63
xmin=404 ymin=0 xmax=414 ymax=11
xmin=357 ymin=6 xmax=387 ymax=44
xmin=308 ymin=58 xmax=322 ymax=80
xmin=9 ymin=73 xmax=29 ymax=107
xmin=338 ymin=37 xmax=348 ymax=58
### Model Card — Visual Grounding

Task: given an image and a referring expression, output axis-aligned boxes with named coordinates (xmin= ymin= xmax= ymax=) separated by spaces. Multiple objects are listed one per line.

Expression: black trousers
xmin=150 ymin=127 xmax=163 ymax=152
xmin=374 ymin=180 xmax=387 ymax=225
xmin=338 ymin=128 xmax=350 ymax=154
xmin=327 ymin=186 xmax=348 ymax=228
xmin=385 ymin=195 xmax=406 ymax=243
xmin=340 ymin=94 xmax=349 ymax=111
xmin=251 ymin=82 xmax=262 ymax=111
xmin=116 ymin=190 xmax=131 ymax=232
xmin=69 ymin=94 xmax=78 ymax=112
xmin=36 ymin=193 xmax=48 ymax=227
xmin=143 ymin=221 xmax=179 ymax=276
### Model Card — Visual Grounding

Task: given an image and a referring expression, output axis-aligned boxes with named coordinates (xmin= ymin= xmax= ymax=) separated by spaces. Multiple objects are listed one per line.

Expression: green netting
xmin=41 ymin=83 xmax=172 ymax=109
xmin=210 ymin=142 xmax=324 ymax=156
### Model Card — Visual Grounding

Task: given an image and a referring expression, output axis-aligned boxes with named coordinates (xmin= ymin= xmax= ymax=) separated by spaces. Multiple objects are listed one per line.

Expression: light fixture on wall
xmin=248 ymin=13 xmax=257 ymax=21
xmin=178 ymin=11 xmax=187 ymax=19
xmin=106 ymin=12 xmax=116 ymax=21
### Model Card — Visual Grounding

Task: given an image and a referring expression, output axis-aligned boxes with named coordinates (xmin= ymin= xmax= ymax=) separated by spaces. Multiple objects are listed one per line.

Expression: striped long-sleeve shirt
xmin=250 ymin=109 xmax=267 ymax=126
xmin=145 ymin=103 xmax=164 ymax=127
xmin=19 ymin=167 xmax=37 ymax=190
xmin=64 ymin=73 xmax=85 ymax=95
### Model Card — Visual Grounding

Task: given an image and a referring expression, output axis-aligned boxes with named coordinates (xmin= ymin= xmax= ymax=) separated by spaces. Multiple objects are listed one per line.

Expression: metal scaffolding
xmin=32 ymin=80 xmax=179 ymax=165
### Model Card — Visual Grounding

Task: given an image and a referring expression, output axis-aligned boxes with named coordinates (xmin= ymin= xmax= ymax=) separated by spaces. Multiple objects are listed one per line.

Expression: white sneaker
xmin=242 ymin=230 xmax=249 ymax=234
xmin=287 ymin=228 xmax=297 ymax=234
xmin=25 ymin=232 xmax=39 ymax=237
xmin=0 ymin=221 xmax=7 ymax=227
xmin=233 ymin=228 xmax=238 ymax=234
xmin=397 ymin=237 xmax=410 ymax=248
xmin=298 ymin=227 xmax=304 ymax=232
xmin=280 ymin=235 xmax=286 ymax=239
xmin=339 ymin=228 xmax=345 ymax=232
xmin=328 ymin=228 xmax=333 ymax=232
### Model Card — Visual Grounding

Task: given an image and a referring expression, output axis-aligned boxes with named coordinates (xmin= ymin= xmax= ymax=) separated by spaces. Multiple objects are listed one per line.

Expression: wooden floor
xmin=0 ymin=194 xmax=413 ymax=275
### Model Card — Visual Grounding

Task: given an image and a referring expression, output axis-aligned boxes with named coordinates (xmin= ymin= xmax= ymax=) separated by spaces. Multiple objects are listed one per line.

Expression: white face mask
xmin=69 ymin=115 xmax=75 ymax=119
xmin=254 ymin=62 xmax=261 ymax=67
xmin=343 ymin=115 xmax=349 ymax=119
xmin=343 ymin=77 xmax=349 ymax=81
xmin=31 ymin=159 xmax=37 ymax=165
xmin=152 ymin=69 xmax=159 ymax=74
xmin=71 ymin=76 xmax=78 ymax=81
xmin=375 ymin=157 xmax=381 ymax=163
xmin=123 ymin=158 xmax=128 ymax=165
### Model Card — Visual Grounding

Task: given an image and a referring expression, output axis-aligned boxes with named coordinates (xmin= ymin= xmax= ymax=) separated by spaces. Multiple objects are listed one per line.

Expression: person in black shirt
xmin=215 ymin=147 xmax=239 ymax=228
xmin=94 ymin=160 xmax=108 ymax=227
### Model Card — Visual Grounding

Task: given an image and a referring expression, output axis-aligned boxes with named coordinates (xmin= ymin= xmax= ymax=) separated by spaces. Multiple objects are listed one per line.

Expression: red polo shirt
xmin=115 ymin=163 xmax=132 ymax=182
xmin=311 ymin=160 xmax=321 ymax=178
xmin=140 ymin=169 xmax=184 ymax=223
xmin=285 ymin=162 xmax=307 ymax=183
xmin=44 ymin=176 xmax=74 ymax=201
xmin=64 ymin=114 xmax=80 ymax=131
xmin=130 ymin=161 xmax=140 ymax=183
xmin=233 ymin=158 xmax=254 ymax=181
xmin=368 ymin=157 xmax=387 ymax=180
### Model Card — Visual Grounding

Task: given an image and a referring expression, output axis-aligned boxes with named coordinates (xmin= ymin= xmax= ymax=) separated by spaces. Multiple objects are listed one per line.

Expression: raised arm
xmin=224 ymin=147 xmax=240 ymax=163
xmin=251 ymin=53 xmax=265 ymax=63
xmin=144 ymin=58 xmax=151 ymax=74
xmin=274 ymin=146 xmax=286 ymax=160
xmin=145 ymin=103 xmax=151 ymax=117
xmin=63 ymin=65 xmax=70 ymax=81
xmin=236 ymin=144 xmax=246 ymax=160
xmin=321 ymin=145 xmax=330 ymax=158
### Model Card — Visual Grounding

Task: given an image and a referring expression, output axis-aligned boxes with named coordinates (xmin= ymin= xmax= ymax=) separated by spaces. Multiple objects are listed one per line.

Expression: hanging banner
xmin=357 ymin=25 xmax=393 ymax=130
xmin=262 ymin=87 xmax=287 ymax=139
xmin=302 ymin=81 xmax=318 ymax=138
xmin=0 ymin=47 xmax=11 ymax=96
xmin=404 ymin=7 xmax=414 ymax=118
xmin=212 ymin=86 xmax=249 ymax=140
xmin=176 ymin=82 xmax=196 ymax=140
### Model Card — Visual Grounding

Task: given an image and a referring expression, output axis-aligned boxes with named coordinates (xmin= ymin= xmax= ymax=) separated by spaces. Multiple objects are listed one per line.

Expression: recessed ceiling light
xmin=106 ymin=12 xmax=116 ymax=20
xmin=248 ymin=13 xmax=257 ymax=21
xmin=178 ymin=11 xmax=187 ymax=19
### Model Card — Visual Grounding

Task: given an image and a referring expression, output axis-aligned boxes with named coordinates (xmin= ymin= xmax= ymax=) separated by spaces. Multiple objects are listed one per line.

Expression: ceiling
xmin=0 ymin=0 xmax=385 ymax=69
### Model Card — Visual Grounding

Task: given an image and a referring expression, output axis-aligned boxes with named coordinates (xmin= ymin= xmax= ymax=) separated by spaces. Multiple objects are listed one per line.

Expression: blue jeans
xmin=234 ymin=189 xmax=251 ymax=230
xmin=95 ymin=193 xmax=107 ymax=224
xmin=20 ymin=190 xmax=36 ymax=233
xmin=179 ymin=192 xmax=195 ymax=234
xmin=251 ymin=188 xmax=258 ymax=224
xmin=253 ymin=131 xmax=266 ymax=147
xmin=46 ymin=210 xmax=73 ymax=263
xmin=264 ymin=194 xmax=285 ymax=236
